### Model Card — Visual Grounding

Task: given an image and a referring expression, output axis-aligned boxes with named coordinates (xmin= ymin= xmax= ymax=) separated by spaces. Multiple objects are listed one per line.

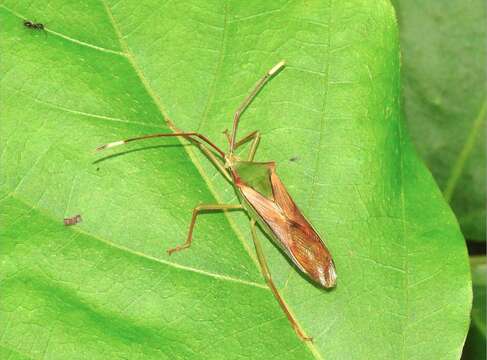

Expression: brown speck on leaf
xmin=64 ymin=214 xmax=82 ymax=226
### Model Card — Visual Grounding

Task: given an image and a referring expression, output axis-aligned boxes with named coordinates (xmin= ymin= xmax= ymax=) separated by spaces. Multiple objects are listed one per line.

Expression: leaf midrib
xmin=100 ymin=0 xmax=262 ymax=275
xmin=100 ymin=1 xmax=323 ymax=358
xmin=197 ymin=1 xmax=229 ymax=132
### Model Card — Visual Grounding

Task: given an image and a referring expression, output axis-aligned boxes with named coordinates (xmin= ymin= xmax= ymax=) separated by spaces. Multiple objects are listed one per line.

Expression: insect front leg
xmin=167 ymin=204 xmax=243 ymax=255
xmin=225 ymin=130 xmax=261 ymax=161
xmin=229 ymin=61 xmax=285 ymax=154
xmin=249 ymin=219 xmax=313 ymax=342
xmin=241 ymin=131 xmax=260 ymax=161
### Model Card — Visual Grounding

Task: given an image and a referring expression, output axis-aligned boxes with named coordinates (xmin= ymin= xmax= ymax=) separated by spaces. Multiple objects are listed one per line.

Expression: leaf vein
xmin=0 ymin=5 xmax=125 ymax=57
xmin=305 ymin=0 xmax=333 ymax=213
xmin=3 ymin=193 xmax=269 ymax=290
xmin=197 ymin=1 xmax=229 ymax=132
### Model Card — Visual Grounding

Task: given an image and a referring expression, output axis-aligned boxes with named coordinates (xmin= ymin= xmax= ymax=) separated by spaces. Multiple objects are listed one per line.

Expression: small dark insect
xmin=64 ymin=214 xmax=82 ymax=226
xmin=289 ymin=156 xmax=299 ymax=162
xmin=23 ymin=20 xmax=45 ymax=31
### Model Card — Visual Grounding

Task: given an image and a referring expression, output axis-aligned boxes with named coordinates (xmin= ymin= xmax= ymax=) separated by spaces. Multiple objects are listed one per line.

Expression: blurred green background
xmin=392 ymin=1 xmax=486 ymax=358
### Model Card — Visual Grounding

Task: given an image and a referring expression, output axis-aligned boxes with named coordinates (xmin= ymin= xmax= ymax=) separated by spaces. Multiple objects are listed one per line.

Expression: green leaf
xmin=392 ymin=0 xmax=487 ymax=241
xmin=0 ymin=1 xmax=471 ymax=359
xmin=462 ymin=257 xmax=486 ymax=359
xmin=471 ymin=257 xmax=486 ymax=336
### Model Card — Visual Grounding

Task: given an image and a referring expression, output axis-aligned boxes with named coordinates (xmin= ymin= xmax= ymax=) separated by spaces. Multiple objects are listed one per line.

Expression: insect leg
xmin=235 ymin=130 xmax=258 ymax=148
xmin=244 ymin=131 xmax=260 ymax=161
xmin=225 ymin=130 xmax=261 ymax=161
xmin=167 ymin=204 xmax=243 ymax=255
xmin=229 ymin=61 xmax=285 ymax=154
xmin=223 ymin=129 xmax=231 ymax=146
xmin=249 ymin=219 xmax=312 ymax=342
xmin=194 ymin=139 xmax=232 ymax=182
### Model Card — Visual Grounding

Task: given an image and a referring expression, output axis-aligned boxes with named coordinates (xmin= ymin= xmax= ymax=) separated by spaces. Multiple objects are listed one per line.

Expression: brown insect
xmin=64 ymin=214 xmax=82 ymax=226
xmin=96 ymin=61 xmax=336 ymax=341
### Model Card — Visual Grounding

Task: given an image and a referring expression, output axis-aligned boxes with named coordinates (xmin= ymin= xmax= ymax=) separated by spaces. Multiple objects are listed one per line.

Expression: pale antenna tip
xmin=96 ymin=140 xmax=125 ymax=151
xmin=268 ymin=60 xmax=286 ymax=76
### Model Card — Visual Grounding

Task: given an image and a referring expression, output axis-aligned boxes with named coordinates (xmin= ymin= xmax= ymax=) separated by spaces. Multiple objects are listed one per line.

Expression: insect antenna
xmin=229 ymin=60 xmax=285 ymax=154
xmin=96 ymin=132 xmax=225 ymax=158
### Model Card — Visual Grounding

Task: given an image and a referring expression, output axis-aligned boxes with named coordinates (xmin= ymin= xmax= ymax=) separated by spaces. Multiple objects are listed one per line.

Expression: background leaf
xmin=462 ymin=257 xmax=486 ymax=360
xmin=0 ymin=1 xmax=471 ymax=359
xmin=392 ymin=0 xmax=487 ymax=241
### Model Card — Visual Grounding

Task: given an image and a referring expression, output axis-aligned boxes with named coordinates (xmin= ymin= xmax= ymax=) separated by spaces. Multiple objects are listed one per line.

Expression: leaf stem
xmin=444 ymin=100 xmax=487 ymax=202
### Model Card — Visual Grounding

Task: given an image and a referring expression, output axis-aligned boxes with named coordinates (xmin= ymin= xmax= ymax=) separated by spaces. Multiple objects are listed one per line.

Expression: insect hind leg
xmin=249 ymin=219 xmax=313 ymax=342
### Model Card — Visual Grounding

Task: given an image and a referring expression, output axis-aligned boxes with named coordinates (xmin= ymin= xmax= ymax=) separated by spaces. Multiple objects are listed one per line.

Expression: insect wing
xmin=237 ymin=163 xmax=336 ymax=288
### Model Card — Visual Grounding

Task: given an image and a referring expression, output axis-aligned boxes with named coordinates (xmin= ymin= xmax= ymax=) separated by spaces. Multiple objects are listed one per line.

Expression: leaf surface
xmin=0 ymin=1 xmax=471 ymax=359
xmin=393 ymin=0 xmax=487 ymax=240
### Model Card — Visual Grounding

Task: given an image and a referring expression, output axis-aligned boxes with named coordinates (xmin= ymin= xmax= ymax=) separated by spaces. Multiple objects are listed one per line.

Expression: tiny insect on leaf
xmin=64 ymin=214 xmax=82 ymax=226
xmin=23 ymin=20 xmax=45 ymax=31
xmin=96 ymin=61 xmax=335 ymax=342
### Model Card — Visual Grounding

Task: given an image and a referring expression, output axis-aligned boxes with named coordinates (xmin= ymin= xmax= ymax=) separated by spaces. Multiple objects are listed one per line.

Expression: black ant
xmin=23 ymin=20 xmax=45 ymax=31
